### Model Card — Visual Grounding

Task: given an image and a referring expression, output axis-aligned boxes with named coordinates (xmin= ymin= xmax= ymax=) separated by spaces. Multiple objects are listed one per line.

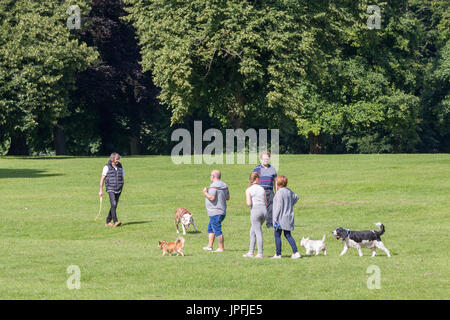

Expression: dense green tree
xmin=0 ymin=0 xmax=98 ymax=155
xmin=414 ymin=0 xmax=450 ymax=152
xmin=1 ymin=0 xmax=447 ymax=155
xmin=124 ymin=0 xmax=308 ymax=130
xmin=65 ymin=0 xmax=166 ymax=155
xmin=125 ymin=0 xmax=437 ymax=153
xmin=288 ymin=1 xmax=426 ymax=153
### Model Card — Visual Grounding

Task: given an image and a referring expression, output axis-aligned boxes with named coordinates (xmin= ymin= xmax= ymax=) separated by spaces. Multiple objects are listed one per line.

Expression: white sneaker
xmin=203 ymin=246 xmax=212 ymax=251
xmin=243 ymin=252 xmax=254 ymax=258
xmin=214 ymin=248 xmax=224 ymax=252
xmin=291 ymin=252 xmax=301 ymax=259
xmin=255 ymin=254 xmax=264 ymax=258
xmin=271 ymin=254 xmax=281 ymax=259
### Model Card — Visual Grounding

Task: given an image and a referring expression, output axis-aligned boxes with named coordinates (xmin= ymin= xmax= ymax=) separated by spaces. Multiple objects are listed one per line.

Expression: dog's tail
xmin=375 ymin=222 xmax=385 ymax=236
xmin=176 ymin=236 xmax=185 ymax=248
xmin=322 ymin=234 xmax=326 ymax=242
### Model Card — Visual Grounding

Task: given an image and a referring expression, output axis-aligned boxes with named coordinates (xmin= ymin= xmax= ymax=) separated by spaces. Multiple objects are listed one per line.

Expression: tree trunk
xmin=99 ymin=104 xmax=115 ymax=155
xmin=53 ymin=125 xmax=67 ymax=155
xmin=129 ymin=136 xmax=140 ymax=155
xmin=7 ymin=131 xmax=29 ymax=155
xmin=309 ymin=132 xmax=322 ymax=154
xmin=231 ymin=91 xmax=245 ymax=128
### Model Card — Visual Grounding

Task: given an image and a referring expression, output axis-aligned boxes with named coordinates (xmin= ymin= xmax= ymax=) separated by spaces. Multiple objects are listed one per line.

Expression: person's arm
xmin=226 ymin=188 xmax=230 ymax=201
xmin=203 ymin=188 xmax=216 ymax=201
xmin=99 ymin=165 xmax=108 ymax=197
xmin=272 ymin=194 xmax=281 ymax=225
xmin=99 ymin=175 xmax=106 ymax=197
xmin=292 ymin=192 xmax=299 ymax=206
xmin=245 ymin=189 xmax=252 ymax=206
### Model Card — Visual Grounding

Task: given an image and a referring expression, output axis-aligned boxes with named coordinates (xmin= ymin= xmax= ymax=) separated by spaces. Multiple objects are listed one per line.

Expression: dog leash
xmin=94 ymin=196 xmax=103 ymax=221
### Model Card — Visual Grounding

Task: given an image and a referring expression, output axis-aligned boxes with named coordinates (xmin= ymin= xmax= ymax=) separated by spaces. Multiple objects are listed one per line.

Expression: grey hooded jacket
xmin=272 ymin=187 xmax=299 ymax=231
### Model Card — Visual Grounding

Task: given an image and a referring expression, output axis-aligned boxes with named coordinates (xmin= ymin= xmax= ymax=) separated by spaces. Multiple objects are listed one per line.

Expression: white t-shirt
xmin=246 ymin=184 xmax=266 ymax=208
xmin=102 ymin=165 xmax=125 ymax=177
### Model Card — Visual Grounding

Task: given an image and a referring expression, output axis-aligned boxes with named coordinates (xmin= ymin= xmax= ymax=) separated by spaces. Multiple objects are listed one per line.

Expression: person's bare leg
xmin=208 ymin=233 xmax=215 ymax=248
xmin=217 ymin=234 xmax=224 ymax=250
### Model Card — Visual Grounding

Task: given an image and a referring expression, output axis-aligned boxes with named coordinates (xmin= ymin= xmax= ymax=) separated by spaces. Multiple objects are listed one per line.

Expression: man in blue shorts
xmin=202 ymin=170 xmax=230 ymax=252
xmin=252 ymin=151 xmax=277 ymax=228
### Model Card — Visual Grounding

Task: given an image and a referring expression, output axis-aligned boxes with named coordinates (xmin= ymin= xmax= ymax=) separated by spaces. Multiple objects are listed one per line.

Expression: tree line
xmin=0 ymin=0 xmax=448 ymax=156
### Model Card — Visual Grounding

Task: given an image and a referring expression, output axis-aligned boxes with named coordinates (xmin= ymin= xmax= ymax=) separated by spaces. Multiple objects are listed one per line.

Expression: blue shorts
xmin=207 ymin=215 xmax=225 ymax=236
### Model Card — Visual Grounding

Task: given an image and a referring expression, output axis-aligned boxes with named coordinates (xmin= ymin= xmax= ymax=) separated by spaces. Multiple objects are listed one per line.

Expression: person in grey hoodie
xmin=271 ymin=175 xmax=301 ymax=259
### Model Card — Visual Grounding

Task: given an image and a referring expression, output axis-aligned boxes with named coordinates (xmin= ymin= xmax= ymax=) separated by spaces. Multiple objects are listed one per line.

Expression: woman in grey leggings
xmin=243 ymin=172 xmax=267 ymax=258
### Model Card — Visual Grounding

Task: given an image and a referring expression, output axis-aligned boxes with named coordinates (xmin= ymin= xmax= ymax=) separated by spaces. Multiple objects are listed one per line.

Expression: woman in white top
xmin=243 ymin=172 xmax=267 ymax=258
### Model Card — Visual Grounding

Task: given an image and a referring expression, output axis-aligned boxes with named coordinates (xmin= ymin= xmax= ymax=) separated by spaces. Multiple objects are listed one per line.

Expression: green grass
xmin=0 ymin=154 xmax=449 ymax=299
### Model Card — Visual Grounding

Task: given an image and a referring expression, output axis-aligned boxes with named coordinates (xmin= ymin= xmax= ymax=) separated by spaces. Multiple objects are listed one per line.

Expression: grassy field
xmin=0 ymin=154 xmax=449 ymax=300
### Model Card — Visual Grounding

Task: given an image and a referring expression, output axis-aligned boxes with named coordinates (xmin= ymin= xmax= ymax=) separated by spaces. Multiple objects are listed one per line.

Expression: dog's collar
xmin=342 ymin=229 xmax=350 ymax=242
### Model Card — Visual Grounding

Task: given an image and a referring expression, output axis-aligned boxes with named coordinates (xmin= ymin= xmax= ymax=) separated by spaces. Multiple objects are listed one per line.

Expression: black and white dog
xmin=332 ymin=222 xmax=391 ymax=257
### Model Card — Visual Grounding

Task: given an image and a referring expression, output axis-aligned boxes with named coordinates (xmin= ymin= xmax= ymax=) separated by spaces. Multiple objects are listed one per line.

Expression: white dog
xmin=300 ymin=234 xmax=327 ymax=256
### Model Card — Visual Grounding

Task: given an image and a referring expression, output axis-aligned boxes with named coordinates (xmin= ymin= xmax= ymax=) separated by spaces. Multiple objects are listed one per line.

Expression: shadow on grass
xmin=121 ymin=221 xmax=152 ymax=226
xmin=297 ymin=254 xmax=317 ymax=259
xmin=186 ymin=230 xmax=202 ymax=234
xmin=0 ymin=168 xmax=63 ymax=179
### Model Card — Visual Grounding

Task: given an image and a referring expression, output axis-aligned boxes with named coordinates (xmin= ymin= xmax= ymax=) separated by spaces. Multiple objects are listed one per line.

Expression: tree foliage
xmin=125 ymin=0 xmax=448 ymax=153
xmin=65 ymin=0 xmax=165 ymax=155
xmin=0 ymin=0 xmax=448 ymax=155
xmin=124 ymin=0 xmax=309 ymax=128
xmin=0 ymin=0 xmax=98 ymax=154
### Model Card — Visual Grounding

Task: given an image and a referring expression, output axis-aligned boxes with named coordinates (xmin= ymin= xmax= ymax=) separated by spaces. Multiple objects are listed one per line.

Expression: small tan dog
xmin=158 ymin=237 xmax=185 ymax=256
xmin=174 ymin=207 xmax=198 ymax=235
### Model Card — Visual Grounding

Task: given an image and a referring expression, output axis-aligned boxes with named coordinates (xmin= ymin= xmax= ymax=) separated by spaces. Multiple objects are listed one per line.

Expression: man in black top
xmin=99 ymin=153 xmax=124 ymax=227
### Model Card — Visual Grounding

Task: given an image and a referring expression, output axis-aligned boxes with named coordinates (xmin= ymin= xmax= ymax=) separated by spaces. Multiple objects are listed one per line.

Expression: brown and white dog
xmin=158 ymin=237 xmax=185 ymax=256
xmin=174 ymin=207 xmax=198 ymax=235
